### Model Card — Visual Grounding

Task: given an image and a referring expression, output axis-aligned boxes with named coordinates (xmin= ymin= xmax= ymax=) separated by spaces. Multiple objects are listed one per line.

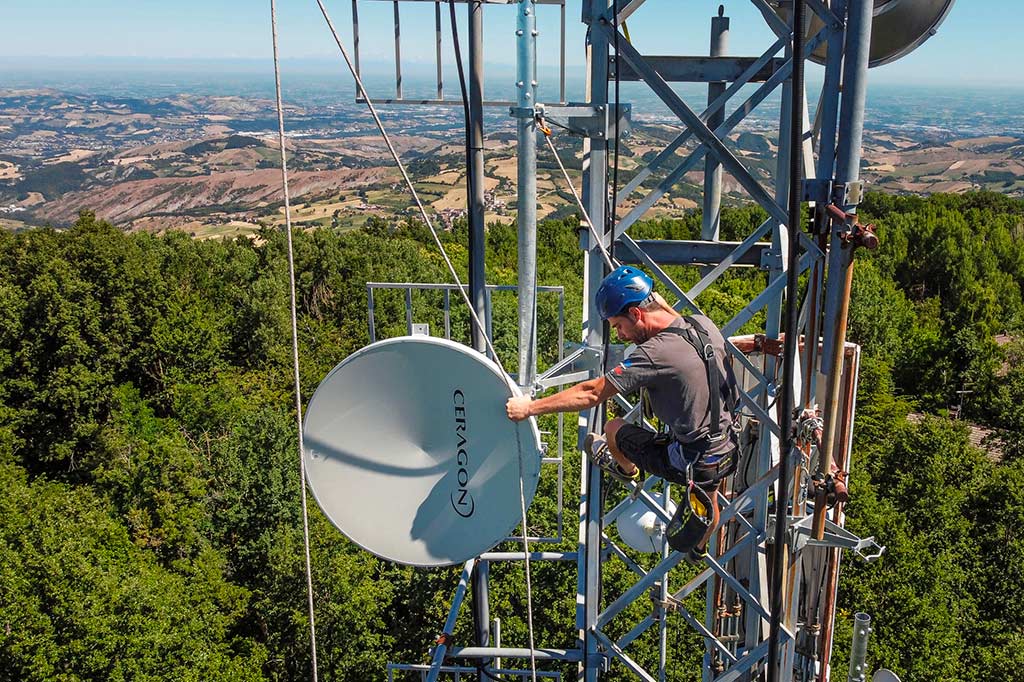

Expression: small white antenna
xmin=616 ymin=493 xmax=676 ymax=554
xmin=872 ymin=670 xmax=902 ymax=682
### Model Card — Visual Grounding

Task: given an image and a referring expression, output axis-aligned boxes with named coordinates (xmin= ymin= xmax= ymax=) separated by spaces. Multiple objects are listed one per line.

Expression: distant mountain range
xmin=1 ymin=77 xmax=1022 ymax=235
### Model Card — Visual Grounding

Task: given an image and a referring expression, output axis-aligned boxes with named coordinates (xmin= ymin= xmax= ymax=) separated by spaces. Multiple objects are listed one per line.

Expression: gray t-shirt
xmin=605 ymin=315 xmax=737 ymax=450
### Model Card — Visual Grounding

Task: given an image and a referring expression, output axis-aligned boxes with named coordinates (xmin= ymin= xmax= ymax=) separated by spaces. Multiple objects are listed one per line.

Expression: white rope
xmin=311 ymin=1 xmax=538 ymax=677
xmin=270 ymin=2 xmax=319 ymax=680
xmin=539 ymin=122 xmax=616 ymax=271
xmin=515 ymin=427 xmax=539 ymax=682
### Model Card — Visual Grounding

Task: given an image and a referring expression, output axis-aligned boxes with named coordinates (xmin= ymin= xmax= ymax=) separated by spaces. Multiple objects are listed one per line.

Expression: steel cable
xmin=269 ymin=1 xmax=319 ymax=679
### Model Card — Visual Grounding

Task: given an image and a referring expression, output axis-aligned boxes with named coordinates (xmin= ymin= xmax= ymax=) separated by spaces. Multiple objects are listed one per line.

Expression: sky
xmin=2 ymin=0 xmax=1023 ymax=89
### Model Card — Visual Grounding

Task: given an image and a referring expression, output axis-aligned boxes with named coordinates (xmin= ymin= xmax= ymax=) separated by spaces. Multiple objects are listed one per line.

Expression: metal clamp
xmin=509 ymin=105 xmax=539 ymax=119
xmin=752 ymin=334 xmax=785 ymax=356
xmin=759 ymin=248 xmax=783 ymax=271
xmin=805 ymin=179 xmax=864 ymax=209
xmin=537 ymin=102 xmax=631 ymax=139
xmin=831 ymin=180 xmax=864 ymax=207
xmin=801 ymin=178 xmax=832 ymax=204
xmin=825 ymin=204 xmax=879 ymax=251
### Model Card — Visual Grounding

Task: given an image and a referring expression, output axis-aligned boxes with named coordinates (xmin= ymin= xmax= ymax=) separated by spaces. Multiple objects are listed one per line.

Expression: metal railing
xmin=353 ymin=0 xmax=567 ymax=106
xmin=387 ymin=662 xmax=562 ymax=681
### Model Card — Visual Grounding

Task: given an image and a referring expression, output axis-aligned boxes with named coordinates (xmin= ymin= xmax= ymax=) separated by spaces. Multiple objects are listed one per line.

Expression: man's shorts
xmin=614 ymin=423 xmax=736 ymax=488
xmin=614 ymin=424 xmax=685 ymax=483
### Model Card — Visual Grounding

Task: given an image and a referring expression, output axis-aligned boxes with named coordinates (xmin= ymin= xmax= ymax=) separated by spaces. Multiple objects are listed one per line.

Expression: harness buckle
xmin=706 ymin=431 xmax=728 ymax=444
xmin=702 ymin=343 xmax=714 ymax=360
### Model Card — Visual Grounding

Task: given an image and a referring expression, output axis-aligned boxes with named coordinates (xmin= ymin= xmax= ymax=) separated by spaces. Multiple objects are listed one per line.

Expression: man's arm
xmin=506 ymin=376 xmax=619 ymax=422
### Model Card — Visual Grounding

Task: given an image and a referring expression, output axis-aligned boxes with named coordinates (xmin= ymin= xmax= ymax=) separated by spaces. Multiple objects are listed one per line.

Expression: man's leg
xmin=604 ymin=418 xmax=639 ymax=477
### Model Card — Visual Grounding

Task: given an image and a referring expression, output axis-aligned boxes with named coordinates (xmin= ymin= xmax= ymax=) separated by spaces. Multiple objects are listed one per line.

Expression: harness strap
xmin=689 ymin=317 xmax=722 ymax=441
xmin=661 ymin=317 xmax=731 ymax=443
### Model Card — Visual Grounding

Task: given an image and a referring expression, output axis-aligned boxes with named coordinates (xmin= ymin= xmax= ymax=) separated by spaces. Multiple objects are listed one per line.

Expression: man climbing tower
xmin=506 ymin=265 xmax=740 ymax=556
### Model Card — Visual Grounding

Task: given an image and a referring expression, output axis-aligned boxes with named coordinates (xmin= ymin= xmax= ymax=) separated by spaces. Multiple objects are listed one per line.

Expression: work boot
xmin=583 ymin=433 xmax=639 ymax=485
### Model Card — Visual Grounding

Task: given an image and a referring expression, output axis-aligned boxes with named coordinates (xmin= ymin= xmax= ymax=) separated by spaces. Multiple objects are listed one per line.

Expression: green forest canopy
xmin=2 ymin=192 xmax=1024 ymax=681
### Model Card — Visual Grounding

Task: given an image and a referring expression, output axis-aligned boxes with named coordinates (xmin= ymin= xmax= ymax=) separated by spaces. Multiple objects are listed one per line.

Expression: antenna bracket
xmin=535 ymin=103 xmax=632 ymax=139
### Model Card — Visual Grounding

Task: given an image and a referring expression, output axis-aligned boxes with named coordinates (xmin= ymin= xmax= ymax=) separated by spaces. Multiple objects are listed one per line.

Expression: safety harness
xmin=656 ymin=316 xmax=738 ymax=558
xmin=660 ymin=316 xmax=738 ymax=488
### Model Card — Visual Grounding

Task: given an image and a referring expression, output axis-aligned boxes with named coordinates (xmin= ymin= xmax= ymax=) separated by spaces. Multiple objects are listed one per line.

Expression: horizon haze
xmin=4 ymin=1 xmax=1023 ymax=88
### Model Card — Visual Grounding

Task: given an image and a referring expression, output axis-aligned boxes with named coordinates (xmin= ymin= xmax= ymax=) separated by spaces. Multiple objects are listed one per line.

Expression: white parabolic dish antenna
xmin=303 ymin=336 xmax=542 ymax=567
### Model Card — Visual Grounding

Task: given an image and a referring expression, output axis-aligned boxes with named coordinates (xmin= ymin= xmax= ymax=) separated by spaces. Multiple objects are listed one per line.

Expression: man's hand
xmin=506 ymin=395 xmax=533 ymax=422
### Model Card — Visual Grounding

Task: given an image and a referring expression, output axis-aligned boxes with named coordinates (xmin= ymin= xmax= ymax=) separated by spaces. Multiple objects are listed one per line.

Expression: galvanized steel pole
xmin=804 ymin=0 xmax=847 ymax=409
xmin=426 ymin=560 xmax=475 ymax=682
xmin=516 ymin=0 xmax=538 ymax=389
xmin=834 ymin=0 xmax=872 ymax=194
xmin=847 ymin=613 xmax=872 ymax=682
xmin=579 ymin=3 xmax=610 ymax=680
xmin=468 ymin=0 xmax=488 ymax=354
xmin=814 ymin=0 xmax=847 ymax=185
xmin=821 ymin=0 xmax=872 ymax=375
xmin=702 ymin=5 xmax=729 ymax=242
xmin=815 ymin=0 xmax=873 ymax=538
xmin=768 ymin=0 xmax=805 ymax=678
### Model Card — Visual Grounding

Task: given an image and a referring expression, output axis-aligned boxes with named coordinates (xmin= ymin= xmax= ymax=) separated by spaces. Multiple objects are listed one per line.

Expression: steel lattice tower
xmin=342 ymin=1 xmax=953 ymax=680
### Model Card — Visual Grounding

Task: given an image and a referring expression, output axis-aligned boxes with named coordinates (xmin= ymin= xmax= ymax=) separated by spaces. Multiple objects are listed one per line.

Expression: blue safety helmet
xmin=595 ymin=266 xmax=654 ymax=320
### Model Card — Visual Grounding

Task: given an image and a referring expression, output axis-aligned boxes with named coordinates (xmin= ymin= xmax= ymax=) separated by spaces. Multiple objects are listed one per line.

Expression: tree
xmin=0 ymin=462 xmax=267 ymax=681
